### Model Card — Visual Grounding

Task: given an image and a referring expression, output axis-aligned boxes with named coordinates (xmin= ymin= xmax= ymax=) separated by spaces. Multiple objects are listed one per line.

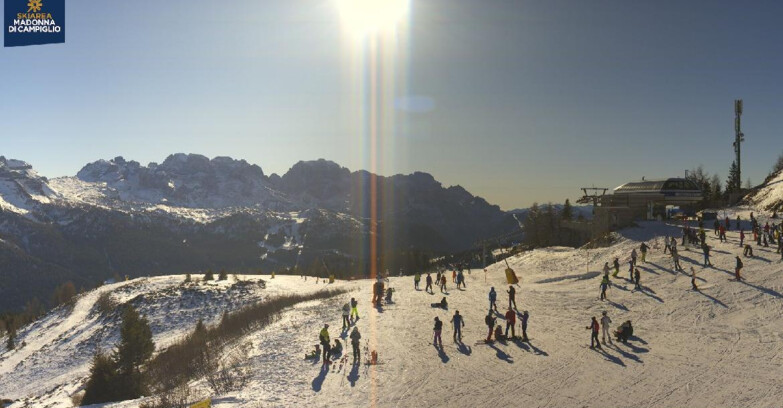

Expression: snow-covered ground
xmin=3 ymin=214 xmax=783 ymax=407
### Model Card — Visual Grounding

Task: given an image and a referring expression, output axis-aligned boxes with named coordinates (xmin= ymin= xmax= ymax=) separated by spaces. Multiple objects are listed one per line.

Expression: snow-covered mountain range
xmin=0 ymin=154 xmax=517 ymax=311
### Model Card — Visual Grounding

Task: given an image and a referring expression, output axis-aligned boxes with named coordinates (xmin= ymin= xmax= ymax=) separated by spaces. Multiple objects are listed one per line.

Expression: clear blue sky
xmin=2 ymin=0 xmax=782 ymax=209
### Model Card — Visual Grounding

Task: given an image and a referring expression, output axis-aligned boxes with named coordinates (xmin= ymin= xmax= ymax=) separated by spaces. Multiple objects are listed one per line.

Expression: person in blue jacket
xmin=488 ymin=287 xmax=498 ymax=311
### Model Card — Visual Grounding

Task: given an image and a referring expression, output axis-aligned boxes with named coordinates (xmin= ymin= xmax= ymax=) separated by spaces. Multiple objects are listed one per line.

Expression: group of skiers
xmin=314 ymin=211 xmax=781 ymax=365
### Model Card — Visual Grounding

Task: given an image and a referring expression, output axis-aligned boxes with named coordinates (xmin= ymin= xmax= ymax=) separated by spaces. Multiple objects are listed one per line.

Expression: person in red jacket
xmin=504 ymin=308 xmax=516 ymax=338
xmin=586 ymin=316 xmax=601 ymax=349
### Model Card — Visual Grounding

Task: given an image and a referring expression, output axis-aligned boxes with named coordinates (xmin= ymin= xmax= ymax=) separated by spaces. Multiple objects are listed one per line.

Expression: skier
xmin=450 ymin=310 xmax=464 ymax=342
xmin=457 ymin=270 xmax=466 ymax=289
xmin=342 ymin=302 xmax=351 ymax=329
xmin=602 ymin=262 xmax=610 ymax=277
xmin=440 ymin=275 xmax=447 ymax=293
xmin=725 ymin=216 xmax=730 ymax=231
xmin=743 ymin=244 xmax=754 ymax=257
xmin=319 ymin=324 xmax=331 ymax=365
xmin=599 ymin=274 xmax=610 ymax=301
xmin=433 ymin=317 xmax=443 ymax=348
xmin=507 ymin=285 xmax=517 ymax=310
xmin=586 ymin=316 xmax=601 ymax=349
xmin=350 ymin=297 xmax=359 ymax=322
xmin=691 ymin=267 xmax=699 ymax=291
xmin=631 ymin=248 xmax=638 ymax=267
xmin=425 ymin=273 xmax=433 ymax=294
xmin=520 ymin=310 xmax=529 ymax=341
xmin=735 ymin=256 xmax=744 ymax=281
xmin=600 ymin=311 xmax=612 ymax=345
xmin=701 ymin=243 xmax=712 ymax=267
xmin=639 ymin=242 xmax=649 ymax=263
xmin=634 ymin=268 xmax=641 ymax=290
xmin=719 ymin=225 xmax=726 ymax=242
xmin=332 ymin=339 xmax=343 ymax=357
xmin=612 ymin=258 xmax=620 ymax=277
xmin=740 ymin=230 xmax=745 ymax=247
xmin=430 ymin=296 xmax=448 ymax=309
xmin=672 ymin=247 xmax=683 ymax=271
xmin=504 ymin=308 xmax=516 ymax=338
xmin=664 ymin=236 xmax=670 ymax=254
xmin=485 ymin=311 xmax=496 ymax=342
xmin=488 ymin=287 xmax=498 ymax=312
xmin=350 ymin=326 xmax=361 ymax=364
xmin=628 ymin=259 xmax=635 ymax=280
xmin=452 ymin=270 xmax=457 ymax=283
xmin=414 ymin=272 xmax=421 ymax=290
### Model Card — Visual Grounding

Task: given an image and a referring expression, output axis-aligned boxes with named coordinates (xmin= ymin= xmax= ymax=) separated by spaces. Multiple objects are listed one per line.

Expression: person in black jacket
xmin=350 ymin=326 xmax=361 ymax=364
xmin=433 ymin=317 xmax=443 ymax=348
xmin=485 ymin=311 xmax=496 ymax=342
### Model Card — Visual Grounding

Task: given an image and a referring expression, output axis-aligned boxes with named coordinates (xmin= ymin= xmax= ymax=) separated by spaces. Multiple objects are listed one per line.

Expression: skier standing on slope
xmin=452 ymin=270 xmax=457 ymax=283
xmin=639 ymin=242 xmax=649 ymax=263
xmin=433 ymin=317 xmax=443 ymax=348
xmin=600 ymin=311 xmax=612 ymax=345
xmin=350 ymin=297 xmax=359 ymax=323
xmin=485 ymin=311 xmax=496 ymax=342
xmin=691 ymin=267 xmax=699 ymax=291
xmin=457 ymin=269 xmax=466 ymax=289
xmin=425 ymin=273 xmax=433 ymax=294
xmin=504 ymin=308 xmax=516 ymax=338
xmin=586 ymin=316 xmax=601 ymax=349
xmin=350 ymin=326 xmax=361 ymax=364
xmin=520 ymin=310 xmax=529 ymax=341
xmin=319 ymin=324 xmax=331 ymax=365
xmin=672 ymin=247 xmax=683 ymax=271
xmin=450 ymin=310 xmax=464 ymax=342
xmin=664 ymin=235 xmax=671 ymax=254
xmin=634 ymin=268 xmax=641 ymax=290
xmin=735 ymin=256 xmax=744 ymax=281
xmin=507 ymin=285 xmax=517 ymax=310
xmin=489 ymin=287 xmax=498 ymax=312
xmin=631 ymin=248 xmax=638 ymax=267
xmin=602 ymin=262 xmax=610 ymax=277
xmin=440 ymin=275 xmax=447 ymax=293
xmin=628 ymin=259 xmax=635 ymax=280
xmin=414 ymin=272 xmax=421 ymax=290
xmin=342 ymin=302 xmax=351 ymax=329
xmin=740 ymin=230 xmax=745 ymax=247
xmin=600 ymin=274 xmax=610 ymax=301
xmin=701 ymin=242 xmax=712 ymax=267
xmin=613 ymin=258 xmax=620 ymax=277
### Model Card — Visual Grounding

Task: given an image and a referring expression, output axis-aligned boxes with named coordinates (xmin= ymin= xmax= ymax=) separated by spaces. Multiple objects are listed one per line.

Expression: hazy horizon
xmin=3 ymin=0 xmax=782 ymax=209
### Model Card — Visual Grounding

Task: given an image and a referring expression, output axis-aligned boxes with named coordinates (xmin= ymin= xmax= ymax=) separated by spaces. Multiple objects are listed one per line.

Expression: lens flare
xmin=337 ymin=0 xmax=410 ymax=36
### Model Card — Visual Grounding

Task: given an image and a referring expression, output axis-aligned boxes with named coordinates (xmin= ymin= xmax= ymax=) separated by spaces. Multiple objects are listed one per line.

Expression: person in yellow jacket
xmin=319 ymin=324 xmax=331 ymax=365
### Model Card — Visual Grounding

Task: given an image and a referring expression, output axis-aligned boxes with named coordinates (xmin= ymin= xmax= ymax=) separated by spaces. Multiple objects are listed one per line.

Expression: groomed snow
xmin=3 ymin=218 xmax=783 ymax=408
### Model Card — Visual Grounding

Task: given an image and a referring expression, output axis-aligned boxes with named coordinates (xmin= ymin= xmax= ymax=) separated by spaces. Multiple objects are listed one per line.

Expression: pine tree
xmin=184 ymin=273 xmax=191 ymax=283
xmin=81 ymin=353 xmax=120 ymax=405
xmin=561 ymin=199 xmax=573 ymax=221
xmin=204 ymin=269 xmax=214 ymax=281
xmin=115 ymin=305 xmax=155 ymax=399
xmin=771 ymin=152 xmax=783 ymax=176
xmin=6 ymin=327 xmax=14 ymax=351
xmin=218 ymin=269 xmax=228 ymax=281
xmin=725 ymin=160 xmax=740 ymax=194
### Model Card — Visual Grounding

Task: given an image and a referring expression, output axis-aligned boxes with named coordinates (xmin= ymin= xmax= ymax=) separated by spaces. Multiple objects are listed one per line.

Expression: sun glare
xmin=337 ymin=0 xmax=410 ymax=36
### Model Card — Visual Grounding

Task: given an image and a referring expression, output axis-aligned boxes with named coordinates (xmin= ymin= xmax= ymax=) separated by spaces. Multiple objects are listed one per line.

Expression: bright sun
xmin=337 ymin=0 xmax=410 ymax=36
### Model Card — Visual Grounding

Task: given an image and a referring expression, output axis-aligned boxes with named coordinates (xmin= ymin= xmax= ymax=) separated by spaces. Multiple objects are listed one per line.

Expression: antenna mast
xmin=733 ymin=99 xmax=744 ymax=191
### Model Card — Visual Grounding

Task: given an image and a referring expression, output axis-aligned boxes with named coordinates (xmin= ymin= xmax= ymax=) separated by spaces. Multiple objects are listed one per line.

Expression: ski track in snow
xmin=3 ymin=217 xmax=783 ymax=407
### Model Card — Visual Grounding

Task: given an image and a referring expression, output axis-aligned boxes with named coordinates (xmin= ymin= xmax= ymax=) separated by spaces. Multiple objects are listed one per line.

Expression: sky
xmin=2 ymin=0 xmax=783 ymax=210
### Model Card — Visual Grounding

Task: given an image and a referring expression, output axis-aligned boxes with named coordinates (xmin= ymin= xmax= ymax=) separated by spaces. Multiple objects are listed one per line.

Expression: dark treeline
xmin=522 ymin=200 xmax=592 ymax=249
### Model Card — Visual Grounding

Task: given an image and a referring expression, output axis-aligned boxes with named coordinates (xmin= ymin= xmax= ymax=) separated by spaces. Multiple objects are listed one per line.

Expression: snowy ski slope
xmin=2 ymin=210 xmax=783 ymax=407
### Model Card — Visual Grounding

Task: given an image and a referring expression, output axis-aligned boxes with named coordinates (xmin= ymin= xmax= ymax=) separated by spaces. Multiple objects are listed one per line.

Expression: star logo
xmin=27 ymin=0 xmax=43 ymax=12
